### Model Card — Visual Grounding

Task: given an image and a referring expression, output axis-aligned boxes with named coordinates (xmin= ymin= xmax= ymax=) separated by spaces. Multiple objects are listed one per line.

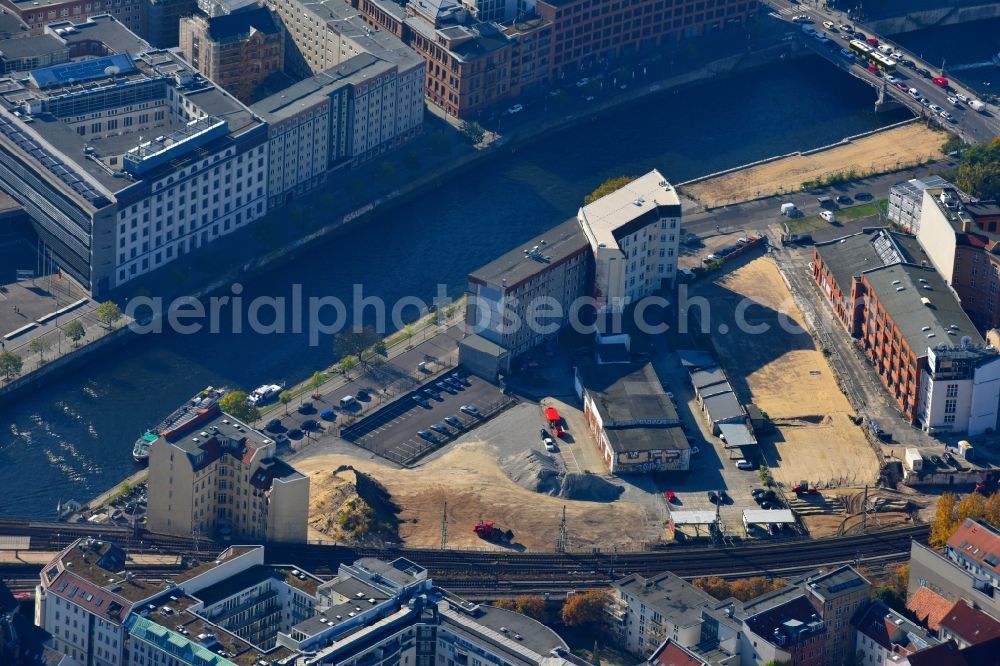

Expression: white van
xmin=340 ymin=395 xmax=358 ymax=408
xmin=780 ymin=202 xmax=800 ymax=217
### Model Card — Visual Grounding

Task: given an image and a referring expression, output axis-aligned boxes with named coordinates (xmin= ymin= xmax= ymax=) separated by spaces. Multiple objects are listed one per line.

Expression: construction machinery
xmin=473 ymin=520 xmax=514 ymax=543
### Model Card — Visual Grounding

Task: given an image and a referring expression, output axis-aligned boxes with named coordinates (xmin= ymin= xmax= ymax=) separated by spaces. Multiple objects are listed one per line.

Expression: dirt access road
xmin=683 ymin=123 xmax=945 ymax=208
xmin=694 ymin=256 xmax=881 ymax=489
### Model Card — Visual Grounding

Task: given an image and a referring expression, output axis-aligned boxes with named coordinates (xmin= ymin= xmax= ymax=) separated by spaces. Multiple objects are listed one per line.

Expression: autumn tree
xmin=930 ymin=493 xmax=959 ymax=548
xmin=219 ymin=390 xmax=260 ymax=423
xmin=514 ymin=595 xmax=546 ymax=622
xmin=585 ymin=176 xmax=635 ymax=205
xmin=692 ymin=576 xmax=731 ymax=600
xmin=729 ymin=577 xmax=785 ymax=602
xmin=493 ymin=599 xmax=518 ymax=611
xmin=561 ymin=590 xmax=608 ymax=626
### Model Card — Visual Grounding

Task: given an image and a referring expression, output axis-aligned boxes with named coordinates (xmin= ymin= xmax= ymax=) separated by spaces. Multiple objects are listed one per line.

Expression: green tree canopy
xmin=951 ymin=136 xmax=1000 ymax=201
xmin=96 ymin=301 xmax=123 ymax=328
xmin=0 ymin=351 xmax=23 ymax=380
xmin=458 ymin=121 xmax=486 ymax=145
xmin=584 ymin=175 xmax=635 ymax=205
xmin=64 ymin=319 xmax=86 ymax=345
xmin=219 ymin=390 xmax=260 ymax=423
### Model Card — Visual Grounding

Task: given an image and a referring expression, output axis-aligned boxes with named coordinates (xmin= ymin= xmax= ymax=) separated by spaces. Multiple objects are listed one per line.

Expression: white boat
xmin=247 ymin=383 xmax=283 ymax=407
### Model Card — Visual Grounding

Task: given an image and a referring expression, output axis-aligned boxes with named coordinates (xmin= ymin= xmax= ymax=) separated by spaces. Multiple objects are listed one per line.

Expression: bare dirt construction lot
xmin=295 ymin=439 xmax=662 ymax=551
xmin=683 ymin=123 xmax=945 ymax=208
xmin=695 ymin=257 xmax=880 ymax=489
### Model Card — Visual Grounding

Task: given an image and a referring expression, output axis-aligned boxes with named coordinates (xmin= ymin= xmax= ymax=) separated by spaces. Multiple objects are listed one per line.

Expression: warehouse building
xmin=575 ymin=361 xmax=689 ymax=474
xmin=887 ymin=175 xmax=951 ymax=233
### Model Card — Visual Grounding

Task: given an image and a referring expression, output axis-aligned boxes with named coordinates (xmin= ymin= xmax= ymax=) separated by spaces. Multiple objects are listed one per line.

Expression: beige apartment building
xmin=147 ymin=412 xmax=309 ymax=542
xmin=179 ymin=6 xmax=285 ymax=104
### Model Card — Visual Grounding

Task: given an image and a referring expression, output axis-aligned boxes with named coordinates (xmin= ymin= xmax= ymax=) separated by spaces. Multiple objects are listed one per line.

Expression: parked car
xmin=460 ymin=405 xmax=481 ymax=417
xmin=413 ymin=395 xmax=430 ymax=407
xmin=444 ymin=416 xmax=463 ymax=428
xmin=424 ymin=388 xmax=442 ymax=400
xmin=836 ymin=195 xmax=852 ymax=205
xmin=430 ymin=423 xmax=451 ymax=436
xmin=575 ymin=77 xmax=589 ymax=87
xmin=736 ymin=459 xmax=754 ymax=470
xmin=297 ymin=402 xmax=313 ymax=414
xmin=437 ymin=382 xmax=458 ymax=395
xmin=507 ymin=103 xmax=523 ymax=114
xmin=665 ymin=491 xmax=678 ymax=504
xmin=854 ymin=192 xmax=874 ymax=201
xmin=957 ymin=93 xmax=970 ymax=103
xmin=707 ymin=491 xmax=718 ymax=503
xmin=417 ymin=430 xmax=437 ymax=442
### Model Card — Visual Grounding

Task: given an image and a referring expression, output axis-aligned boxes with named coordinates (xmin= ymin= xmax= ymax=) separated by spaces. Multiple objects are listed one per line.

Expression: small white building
xmin=577 ymin=170 xmax=681 ymax=311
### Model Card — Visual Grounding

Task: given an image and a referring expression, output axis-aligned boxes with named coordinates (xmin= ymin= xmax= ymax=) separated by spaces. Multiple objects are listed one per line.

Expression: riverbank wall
xmin=0 ymin=321 xmax=131 ymax=408
xmin=0 ymin=39 xmax=848 ymax=407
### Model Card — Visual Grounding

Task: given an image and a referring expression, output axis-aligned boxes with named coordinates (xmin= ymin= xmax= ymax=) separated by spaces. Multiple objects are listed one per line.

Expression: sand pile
xmin=499 ymin=450 xmax=622 ymax=502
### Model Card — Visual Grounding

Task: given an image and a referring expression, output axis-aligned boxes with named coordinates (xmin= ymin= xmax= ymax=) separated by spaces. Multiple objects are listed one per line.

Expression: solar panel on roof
xmin=30 ymin=53 xmax=137 ymax=89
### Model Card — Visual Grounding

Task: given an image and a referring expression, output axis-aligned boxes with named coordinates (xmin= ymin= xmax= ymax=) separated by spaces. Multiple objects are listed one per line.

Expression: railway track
xmin=0 ymin=520 xmax=927 ymax=590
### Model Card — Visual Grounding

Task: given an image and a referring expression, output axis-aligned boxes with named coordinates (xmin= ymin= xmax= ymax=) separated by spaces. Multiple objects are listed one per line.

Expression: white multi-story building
xmin=255 ymin=0 xmax=424 ymax=208
xmin=40 ymin=544 xmax=582 ymax=666
xmin=0 ymin=16 xmax=267 ymax=296
xmin=888 ymin=175 xmax=951 ymax=233
xmin=576 ymin=169 xmax=681 ymax=311
xmin=854 ymin=601 xmax=939 ymax=665
xmin=35 ymin=539 xmax=162 ymax=666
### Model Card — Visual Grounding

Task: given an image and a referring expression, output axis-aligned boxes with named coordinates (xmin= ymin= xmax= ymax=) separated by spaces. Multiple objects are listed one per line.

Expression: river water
xmin=1 ymin=55 xmax=914 ymax=518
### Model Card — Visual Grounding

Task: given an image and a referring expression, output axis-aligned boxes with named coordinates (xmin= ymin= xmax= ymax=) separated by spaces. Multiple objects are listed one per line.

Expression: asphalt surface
xmin=341 ymin=373 xmax=506 ymax=464
xmin=766 ymin=0 xmax=1000 ymax=144
xmin=680 ymin=162 xmax=949 ymax=242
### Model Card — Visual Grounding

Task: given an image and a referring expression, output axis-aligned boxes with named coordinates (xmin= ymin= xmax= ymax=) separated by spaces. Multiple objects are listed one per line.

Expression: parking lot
xmin=341 ymin=372 xmax=511 ymax=464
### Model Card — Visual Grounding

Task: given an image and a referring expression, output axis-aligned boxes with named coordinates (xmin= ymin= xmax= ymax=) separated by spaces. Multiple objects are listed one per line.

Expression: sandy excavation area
xmin=683 ymin=123 xmax=945 ymax=208
xmin=700 ymin=257 xmax=881 ymax=488
xmin=295 ymin=441 xmax=663 ymax=551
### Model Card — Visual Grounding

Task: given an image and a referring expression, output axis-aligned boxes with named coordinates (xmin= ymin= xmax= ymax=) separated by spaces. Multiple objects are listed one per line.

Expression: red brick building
xmin=0 ymin=0 xmax=142 ymax=33
xmin=536 ymin=0 xmax=758 ymax=78
xmin=351 ymin=0 xmax=757 ymax=117
xmin=812 ymin=228 xmax=926 ymax=335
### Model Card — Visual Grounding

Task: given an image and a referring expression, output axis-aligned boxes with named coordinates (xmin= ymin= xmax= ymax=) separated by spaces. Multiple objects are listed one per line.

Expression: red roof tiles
xmin=940 ymin=600 xmax=1000 ymax=646
xmin=908 ymin=587 xmax=954 ymax=630
xmin=946 ymin=519 xmax=1000 ymax=575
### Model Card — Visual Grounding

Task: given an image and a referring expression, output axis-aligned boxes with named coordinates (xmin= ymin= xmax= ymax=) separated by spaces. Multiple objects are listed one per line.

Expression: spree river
xmin=1 ymin=55 xmax=914 ymax=518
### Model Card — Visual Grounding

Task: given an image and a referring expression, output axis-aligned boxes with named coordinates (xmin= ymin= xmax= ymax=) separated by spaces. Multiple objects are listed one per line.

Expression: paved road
xmin=766 ymin=0 xmax=1000 ymax=144
xmin=680 ymin=161 xmax=949 ymax=241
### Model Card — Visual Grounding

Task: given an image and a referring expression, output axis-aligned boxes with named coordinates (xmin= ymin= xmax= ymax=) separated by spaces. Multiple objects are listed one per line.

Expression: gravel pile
xmin=499 ymin=450 xmax=623 ymax=502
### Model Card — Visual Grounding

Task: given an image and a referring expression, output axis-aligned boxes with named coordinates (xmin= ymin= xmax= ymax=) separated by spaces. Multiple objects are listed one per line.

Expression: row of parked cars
xmin=417 ymin=406 xmax=482 ymax=443
xmin=412 ymin=372 xmax=471 ymax=408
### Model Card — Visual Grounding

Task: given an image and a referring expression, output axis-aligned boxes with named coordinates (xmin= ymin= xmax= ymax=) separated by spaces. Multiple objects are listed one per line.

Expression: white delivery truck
xmin=904 ymin=448 xmax=924 ymax=472
xmin=970 ymin=99 xmax=987 ymax=112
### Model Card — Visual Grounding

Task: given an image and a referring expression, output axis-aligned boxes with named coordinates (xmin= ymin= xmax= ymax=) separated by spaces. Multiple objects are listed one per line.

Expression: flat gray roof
xmin=578 ymin=362 xmax=678 ymax=425
xmin=299 ymin=0 xmax=423 ymax=73
xmin=690 ymin=366 xmax=726 ymax=391
xmin=459 ymin=333 xmax=507 ymax=358
xmin=0 ymin=34 xmax=63 ymax=60
xmin=604 ymin=423 xmax=688 ymax=453
xmin=468 ymin=217 xmax=589 ymax=291
xmin=891 ymin=175 xmax=951 ymax=201
xmin=862 ymin=263 xmax=983 ymax=354
xmin=251 ymin=52 xmax=393 ymax=122
xmin=53 ymin=15 xmax=151 ymax=55
xmin=613 ymin=571 xmax=715 ymax=627
xmin=718 ymin=422 xmax=757 ymax=448
xmin=703 ymin=392 xmax=744 ymax=423
xmin=815 ymin=227 xmax=926 ymax=295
